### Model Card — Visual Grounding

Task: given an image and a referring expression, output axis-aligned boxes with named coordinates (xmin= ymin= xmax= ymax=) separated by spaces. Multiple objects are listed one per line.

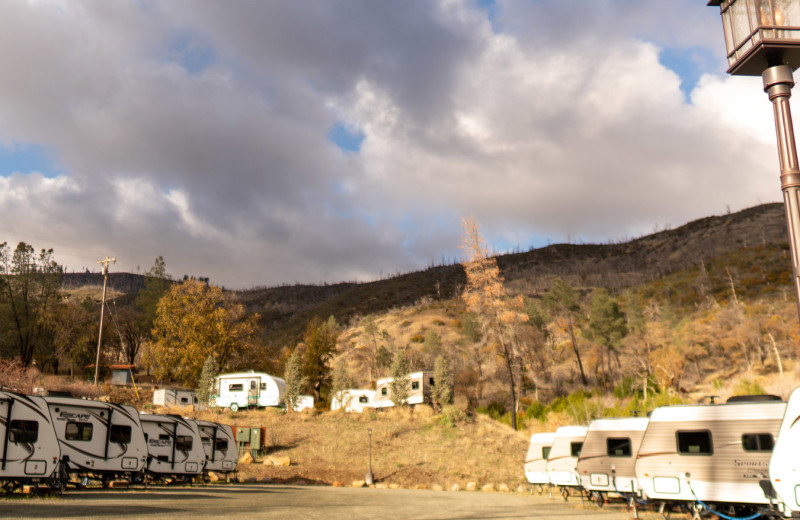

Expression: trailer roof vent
xmin=726 ymin=394 xmax=783 ymax=403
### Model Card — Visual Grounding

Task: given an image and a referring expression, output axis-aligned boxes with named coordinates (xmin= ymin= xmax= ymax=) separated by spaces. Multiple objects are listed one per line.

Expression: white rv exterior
xmin=635 ymin=400 xmax=785 ymax=508
xmin=524 ymin=432 xmax=555 ymax=486
xmin=0 ymin=392 xmax=61 ymax=485
xmin=292 ymin=395 xmax=314 ymax=412
xmin=153 ymin=389 xmax=198 ymax=408
xmin=193 ymin=420 xmax=237 ymax=474
xmin=770 ymin=387 xmax=800 ymax=517
xmin=213 ymin=372 xmax=285 ymax=411
xmin=139 ymin=413 xmax=205 ymax=477
xmin=331 ymin=389 xmax=376 ymax=413
xmin=546 ymin=425 xmax=588 ymax=488
xmin=576 ymin=417 xmax=649 ymax=497
xmin=373 ymin=371 xmax=434 ymax=409
xmin=43 ymin=396 xmax=148 ymax=479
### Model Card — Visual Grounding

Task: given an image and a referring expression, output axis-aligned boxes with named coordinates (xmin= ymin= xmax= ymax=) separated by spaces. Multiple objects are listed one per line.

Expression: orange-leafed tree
xmin=460 ymin=216 xmax=527 ymax=430
xmin=150 ymin=279 xmax=259 ymax=385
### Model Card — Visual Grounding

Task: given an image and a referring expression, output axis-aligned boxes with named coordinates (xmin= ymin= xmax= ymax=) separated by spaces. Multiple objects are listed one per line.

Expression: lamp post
xmin=366 ymin=428 xmax=373 ymax=486
xmin=708 ymin=0 xmax=800 ymax=320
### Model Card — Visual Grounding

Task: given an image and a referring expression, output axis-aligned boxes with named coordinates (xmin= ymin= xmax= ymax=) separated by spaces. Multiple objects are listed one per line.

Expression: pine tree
xmin=432 ymin=355 xmax=453 ymax=412
xmin=389 ymin=349 xmax=411 ymax=406
xmin=284 ymin=348 xmax=307 ymax=412
xmin=196 ymin=355 xmax=217 ymax=406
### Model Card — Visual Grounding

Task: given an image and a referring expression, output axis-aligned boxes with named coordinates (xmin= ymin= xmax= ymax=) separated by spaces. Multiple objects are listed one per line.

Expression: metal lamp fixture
xmin=709 ymin=0 xmax=800 ymax=320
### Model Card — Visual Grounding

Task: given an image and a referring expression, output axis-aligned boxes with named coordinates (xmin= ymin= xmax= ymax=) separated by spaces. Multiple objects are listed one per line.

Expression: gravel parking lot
xmin=0 ymin=484 xmax=658 ymax=520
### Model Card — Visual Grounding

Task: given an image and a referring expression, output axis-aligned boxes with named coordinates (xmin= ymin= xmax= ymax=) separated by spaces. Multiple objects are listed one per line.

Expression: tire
xmin=230 ymin=403 xmax=239 ymax=412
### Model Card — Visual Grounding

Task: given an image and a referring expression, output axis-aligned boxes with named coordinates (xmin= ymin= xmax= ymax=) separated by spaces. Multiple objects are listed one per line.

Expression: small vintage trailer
xmin=576 ymin=417 xmax=649 ymax=500
xmin=139 ymin=413 xmax=205 ymax=480
xmin=42 ymin=396 xmax=148 ymax=484
xmin=635 ymin=397 xmax=785 ymax=516
xmin=153 ymin=389 xmax=198 ymax=408
xmin=0 ymin=391 xmax=62 ymax=491
xmin=545 ymin=425 xmax=588 ymax=494
xmin=331 ymin=389 xmax=376 ymax=413
xmin=373 ymin=371 xmax=434 ymax=409
xmin=213 ymin=372 xmax=285 ymax=412
xmin=769 ymin=387 xmax=800 ymax=518
xmin=193 ymin=420 xmax=237 ymax=474
xmin=524 ymin=432 xmax=555 ymax=490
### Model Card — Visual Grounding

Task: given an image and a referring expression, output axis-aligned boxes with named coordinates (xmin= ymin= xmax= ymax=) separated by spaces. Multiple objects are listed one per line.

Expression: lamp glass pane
xmin=723 ymin=8 xmax=736 ymax=53
xmin=774 ymin=0 xmax=800 ymax=26
xmin=732 ymin=0 xmax=754 ymax=46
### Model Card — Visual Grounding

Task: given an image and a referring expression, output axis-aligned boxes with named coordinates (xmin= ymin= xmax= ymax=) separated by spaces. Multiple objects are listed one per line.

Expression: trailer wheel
xmin=230 ymin=403 xmax=239 ymax=412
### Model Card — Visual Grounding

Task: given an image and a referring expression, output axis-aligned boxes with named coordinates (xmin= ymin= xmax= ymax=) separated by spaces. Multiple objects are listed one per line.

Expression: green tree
xmin=196 ymin=355 xmax=218 ymax=406
xmin=302 ymin=316 xmax=339 ymax=404
xmin=389 ymin=349 xmax=411 ymax=406
xmin=136 ymin=256 xmax=171 ymax=338
xmin=422 ymin=330 xmax=443 ymax=366
xmin=0 ymin=242 xmax=63 ymax=365
xmin=284 ymin=348 xmax=307 ymax=412
xmin=150 ymin=279 xmax=259 ymax=385
xmin=46 ymin=295 xmax=95 ymax=376
xmin=586 ymin=288 xmax=628 ymax=387
xmin=330 ymin=357 xmax=355 ymax=408
xmin=432 ymin=355 xmax=453 ymax=412
xmin=543 ymin=278 xmax=588 ymax=385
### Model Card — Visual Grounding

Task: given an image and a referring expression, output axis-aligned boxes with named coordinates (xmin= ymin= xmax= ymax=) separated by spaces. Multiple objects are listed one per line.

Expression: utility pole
xmin=94 ymin=256 xmax=116 ymax=386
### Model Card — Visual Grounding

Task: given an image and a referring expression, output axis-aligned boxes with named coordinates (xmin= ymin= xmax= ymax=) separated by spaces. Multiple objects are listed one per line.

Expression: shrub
xmin=438 ymin=405 xmax=468 ymax=427
xmin=734 ymin=378 xmax=766 ymax=396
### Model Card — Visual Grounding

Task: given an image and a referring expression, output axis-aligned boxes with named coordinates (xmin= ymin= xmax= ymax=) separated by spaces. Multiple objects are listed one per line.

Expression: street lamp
xmin=366 ymin=428 xmax=373 ymax=486
xmin=709 ymin=0 xmax=800 ymax=319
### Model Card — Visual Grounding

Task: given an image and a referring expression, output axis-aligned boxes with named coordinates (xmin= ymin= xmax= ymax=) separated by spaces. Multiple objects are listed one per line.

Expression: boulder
xmin=375 ymin=483 xmax=388 ymax=489
xmin=481 ymin=483 xmax=495 ymax=493
xmin=263 ymin=456 xmax=291 ymax=467
xmin=498 ymin=483 xmax=510 ymax=493
xmin=450 ymin=483 xmax=461 ymax=492
xmin=333 ymin=481 xmax=344 ymax=487
xmin=516 ymin=484 xmax=527 ymax=493
xmin=352 ymin=480 xmax=366 ymax=488
xmin=466 ymin=481 xmax=478 ymax=491
xmin=431 ymin=485 xmax=444 ymax=492
xmin=388 ymin=483 xmax=400 ymax=489
xmin=238 ymin=451 xmax=254 ymax=464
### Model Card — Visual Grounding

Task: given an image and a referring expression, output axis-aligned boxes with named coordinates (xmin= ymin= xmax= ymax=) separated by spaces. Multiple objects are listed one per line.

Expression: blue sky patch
xmin=328 ymin=122 xmax=365 ymax=154
xmin=167 ymin=29 xmax=217 ymax=75
xmin=0 ymin=143 xmax=60 ymax=178
xmin=659 ymin=46 xmax=718 ymax=100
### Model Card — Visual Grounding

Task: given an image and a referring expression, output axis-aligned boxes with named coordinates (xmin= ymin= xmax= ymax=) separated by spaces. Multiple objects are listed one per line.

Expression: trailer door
xmin=248 ymin=379 xmax=259 ymax=407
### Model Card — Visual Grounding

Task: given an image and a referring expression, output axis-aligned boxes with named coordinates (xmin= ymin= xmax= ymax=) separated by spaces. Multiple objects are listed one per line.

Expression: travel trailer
xmin=770 ymin=387 xmax=800 ymax=518
xmin=152 ymin=389 xmax=198 ymax=408
xmin=331 ymin=389 xmax=376 ymax=413
xmin=139 ymin=414 xmax=205 ymax=479
xmin=524 ymin=432 xmax=555 ymax=488
xmin=292 ymin=395 xmax=314 ymax=412
xmin=545 ymin=425 xmax=588 ymax=491
xmin=373 ymin=371 xmax=434 ymax=409
xmin=193 ymin=420 xmax=237 ymax=474
xmin=576 ymin=417 xmax=649 ymax=499
xmin=42 ymin=396 xmax=148 ymax=483
xmin=635 ymin=398 xmax=786 ymax=514
xmin=213 ymin=372 xmax=285 ymax=412
xmin=0 ymin=391 xmax=62 ymax=489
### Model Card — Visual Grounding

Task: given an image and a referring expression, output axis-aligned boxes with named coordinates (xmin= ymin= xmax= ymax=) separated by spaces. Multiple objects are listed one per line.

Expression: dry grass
xmin=179 ymin=405 xmax=529 ymax=488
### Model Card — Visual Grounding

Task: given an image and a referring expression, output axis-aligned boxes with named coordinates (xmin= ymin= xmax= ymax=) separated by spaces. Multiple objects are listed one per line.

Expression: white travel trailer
xmin=139 ymin=413 xmax=205 ymax=479
xmin=769 ymin=387 xmax=800 ymax=518
xmin=331 ymin=389 xmax=376 ymax=413
xmin=635 ymin=398 xmax=785 ymax=514
xmin=546 ymin=425 xmax=588 ymax=491
xmin=373 ymin=371 xmax=434 ymax=409
xmin=152 ymin=389 xmax=198 ymax=408
xmin=213 ymin=372 xmax=285 ymax=412
xmin=524 ymin=432 xmax=555 ymax=488
xmin=43 ymin=396 xmax=148 ymax=483
xmin=293 ymin=395 xmax=314 ymax=412
xmin=576 ymin=417 xmax=649 ymax=499
xmin=0 ymin=392 xmax=62 ymax=489
xmin=193 ymin=420 xmax=237 ymax=474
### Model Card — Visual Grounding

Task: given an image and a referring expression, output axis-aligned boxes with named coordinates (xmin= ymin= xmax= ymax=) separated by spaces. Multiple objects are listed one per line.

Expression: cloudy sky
xmin=0 ymin=0 xmax=786 ymax=288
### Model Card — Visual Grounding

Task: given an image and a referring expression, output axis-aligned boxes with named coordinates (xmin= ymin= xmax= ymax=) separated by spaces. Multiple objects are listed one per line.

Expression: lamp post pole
xmin=763 ymin=64 xmax=800 ymax=320
xmin=366 ymin=428 xmax=373 ymax=486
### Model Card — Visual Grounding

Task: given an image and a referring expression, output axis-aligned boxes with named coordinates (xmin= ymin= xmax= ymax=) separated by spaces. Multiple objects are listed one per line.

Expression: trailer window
xmin=261 ymin=383 xmax=267 ymax=391
xmin=250 ymin=381 xmax=256 ymax=390
xmin=570 ymin=442 xmax=583 ymax=457
xmin=65 ymin=422 xmax=93 ymax=441
xmin=429 ymin=377 xmax=435 ymax=386
xmin=677 ymin=430 xmax=713 ymax=455
xmin=215 ymin=438 xmax=228 ymax=451
xmin=742 ymin=433 xmax=774 ymax=452
xmin=9 ymin=420 xmax=38 ymax=443
xmin=110 ymin=425 xmax=132 ymax=444
xmin=411 ymin=381 xmax=420 ymax=390
xmin=542 ymin=446 xmax=551 ymax=459
xmin=176 ymin=435 xmax=193 ymax=451
xmin=359 ymin=396 xmax=369 ymax=403
xmin=381 ymin=388 xmax=387 ymax=396
xmin=229 ymin=384 xmax=243 ymax=392
xmin=607 ymin=437 xmax=632 ymax=457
